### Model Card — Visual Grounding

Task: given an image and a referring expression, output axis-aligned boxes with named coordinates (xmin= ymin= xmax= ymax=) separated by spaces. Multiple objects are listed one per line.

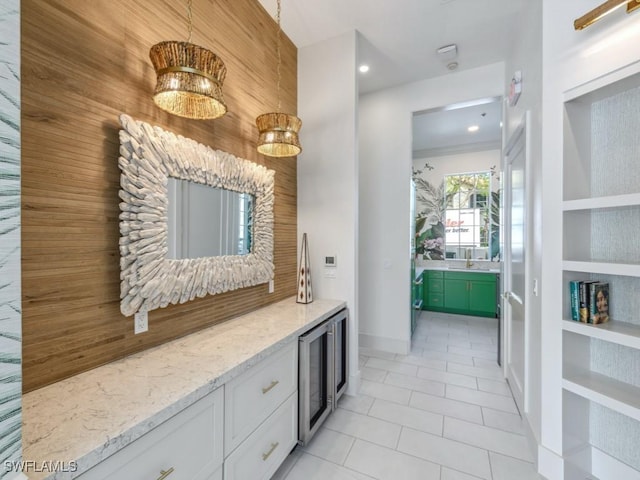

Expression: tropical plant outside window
xmin=413 ymin=167 xmax=500 ymax=262
xmin=444 ymin=171 xmax=491 ymax=260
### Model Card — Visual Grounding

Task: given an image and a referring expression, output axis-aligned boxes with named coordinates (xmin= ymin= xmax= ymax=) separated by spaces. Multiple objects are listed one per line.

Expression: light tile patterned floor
xmin=272 ymin=311 xmax=546 ymax=480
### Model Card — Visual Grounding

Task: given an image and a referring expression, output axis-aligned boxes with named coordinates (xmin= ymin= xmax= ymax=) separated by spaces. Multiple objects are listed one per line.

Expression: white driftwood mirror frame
xmin=118 ymin=114 xmax=275 ymax=317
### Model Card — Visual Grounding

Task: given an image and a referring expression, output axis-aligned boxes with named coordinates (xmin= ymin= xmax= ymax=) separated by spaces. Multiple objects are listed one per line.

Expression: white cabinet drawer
xmin=224 ymin=393 xmax=297 ymax=480
xmin=78 ymin=387 xmax=224 ymax=480
xmin=224 ymin=341 xmax=297 ymax=454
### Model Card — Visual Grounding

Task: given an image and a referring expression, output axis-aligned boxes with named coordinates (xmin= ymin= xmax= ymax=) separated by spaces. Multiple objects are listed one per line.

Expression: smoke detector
xmin=447 ymin=62 xmax=459 ymax=71
xmin=436 ymin=44 xmax=458 ymax=61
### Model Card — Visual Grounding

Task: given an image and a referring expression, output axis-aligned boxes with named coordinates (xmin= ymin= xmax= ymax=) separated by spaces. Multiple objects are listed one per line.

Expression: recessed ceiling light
xmin=359 ymin=64 xmax=370 ymax=73
xmin=468 ymin=125 xmax=479 ymax=132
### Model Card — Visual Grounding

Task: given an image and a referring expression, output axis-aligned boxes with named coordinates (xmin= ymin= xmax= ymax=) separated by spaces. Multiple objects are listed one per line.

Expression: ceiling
xmin=412 ymin=97 xmax=503 ymax=158
xmin=256 ymin=0 xmax=523 ymax=154
xmin=256 ymin=0 xmax=528 ymax=94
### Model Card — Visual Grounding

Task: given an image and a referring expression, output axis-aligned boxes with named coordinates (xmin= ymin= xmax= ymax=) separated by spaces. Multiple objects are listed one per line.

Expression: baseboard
xmin=358 ymin=333 xmax=409 ymax=355
xmin=538 ymin=444 xmax=564 ymax=480
xmin=346 ymin=370 xmax=361 ymax=397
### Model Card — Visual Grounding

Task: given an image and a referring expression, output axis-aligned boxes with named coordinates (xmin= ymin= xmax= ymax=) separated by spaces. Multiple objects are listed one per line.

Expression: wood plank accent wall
xmin=21 ymin=0 xmax=298 ymax=392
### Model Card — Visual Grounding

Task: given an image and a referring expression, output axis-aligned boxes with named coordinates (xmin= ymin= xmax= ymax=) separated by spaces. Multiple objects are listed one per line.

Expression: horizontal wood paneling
xmin=21 ymin=0 xmax=298 ymax=392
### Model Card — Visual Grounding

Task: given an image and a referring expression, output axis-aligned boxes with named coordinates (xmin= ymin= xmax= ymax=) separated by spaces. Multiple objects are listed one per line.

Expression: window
xmin=444 ymin=171 xmax=491 ymax=260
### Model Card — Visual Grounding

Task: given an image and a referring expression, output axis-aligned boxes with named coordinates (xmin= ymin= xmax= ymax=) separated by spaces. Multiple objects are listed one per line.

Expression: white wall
xmin=297 ymin=31 xmax=360 ymax=394
xmin=540 ymin=2 xmax=640 ymax=478
xmin=502 ymin=0 xmax=544 ymax=470
xmin=413 ymin=150 xmax=500 ymax=190
xmin=358 ymin=63 xmax=504 ymax=353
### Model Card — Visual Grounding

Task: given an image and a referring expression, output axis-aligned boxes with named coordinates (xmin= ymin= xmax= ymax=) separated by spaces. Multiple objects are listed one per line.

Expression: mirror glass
xmin=167 ymin=178 xmax=254 ymax=259
xmin=444 ymin=171 xmax=493 ymax=260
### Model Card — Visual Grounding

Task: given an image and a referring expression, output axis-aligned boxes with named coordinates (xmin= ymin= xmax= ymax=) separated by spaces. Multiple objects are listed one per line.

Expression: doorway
xmin=411 ymin=97 xmax=504 ymax=355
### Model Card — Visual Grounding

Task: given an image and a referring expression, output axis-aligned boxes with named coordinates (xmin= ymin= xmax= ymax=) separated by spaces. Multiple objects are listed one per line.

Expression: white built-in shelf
xmin=562 ymin=261 xmax=640 ymax=277
xmin=563 ymin=193 xmax=640 ymax=211
xmin=563 ymin=369 xmax=640 ymax=422
xmin=563 ymin=320 xmax=640 ymax=350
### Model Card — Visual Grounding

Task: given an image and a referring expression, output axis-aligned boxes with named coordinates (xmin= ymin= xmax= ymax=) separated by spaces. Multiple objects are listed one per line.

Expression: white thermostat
xmin=324 ymin=255 xmax=337 ymax=267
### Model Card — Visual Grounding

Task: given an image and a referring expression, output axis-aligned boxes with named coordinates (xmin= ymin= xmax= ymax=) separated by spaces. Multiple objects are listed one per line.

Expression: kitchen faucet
xmin=465 ymin=248 xmax=473 ymax=268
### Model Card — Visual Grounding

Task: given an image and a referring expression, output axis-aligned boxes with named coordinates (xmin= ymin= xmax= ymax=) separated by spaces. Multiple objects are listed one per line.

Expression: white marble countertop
xmin=22 ymin=297 xmax=346 ymax=480
xmin=418 ymin=261 xmax=500 ymax=273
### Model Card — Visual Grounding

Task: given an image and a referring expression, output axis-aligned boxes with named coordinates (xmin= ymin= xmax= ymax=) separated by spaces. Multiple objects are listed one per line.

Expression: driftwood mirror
xmin=118 ymin=114 xmax=275 ymax=317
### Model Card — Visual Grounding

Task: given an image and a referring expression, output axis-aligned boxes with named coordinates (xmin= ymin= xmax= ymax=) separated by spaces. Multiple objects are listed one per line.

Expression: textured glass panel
xmin=591 ymin=86 xmax=640 ymax=198
xmin=590 ymin=206 xmax=640 ymax=263
xmin=590 ymin=339 xmax=640 ymax=388
xmin=591 ymin=404 xmax=640 ymax=472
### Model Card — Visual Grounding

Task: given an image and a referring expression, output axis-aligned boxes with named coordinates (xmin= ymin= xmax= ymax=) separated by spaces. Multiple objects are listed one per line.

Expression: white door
xmin=502 ymin=112 xmax=529 ymax=415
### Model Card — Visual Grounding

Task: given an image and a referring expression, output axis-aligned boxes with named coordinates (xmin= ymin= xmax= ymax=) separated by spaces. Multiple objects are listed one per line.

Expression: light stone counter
xmin=22 ymin=297 xmax=346 ymax=480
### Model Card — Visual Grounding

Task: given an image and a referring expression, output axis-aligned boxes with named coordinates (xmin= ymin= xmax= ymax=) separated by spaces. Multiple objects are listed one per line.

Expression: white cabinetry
xmin=77 ymin=387 xmax=224 ymax=480
xmin=561 ymin=65 xmax=640 ymax=480
xmin=223 ymin=340 xmax=298 ymax=480
xmin=76 ymin=340 xmax=299 ymax=480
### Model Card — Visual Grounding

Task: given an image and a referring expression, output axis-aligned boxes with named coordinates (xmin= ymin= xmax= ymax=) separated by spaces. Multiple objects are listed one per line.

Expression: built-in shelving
xmin=562 ymin=193 xmax=640 ymax=212
xmin=562 ymin=261 xmax=640 ymax=277
xmin=560 ymin=64 xmax=640 ymax=479
xmin=563 ymin=369 xmax=640 ymax=422
xmin=562 ymin=319 xmax=640 ymax=350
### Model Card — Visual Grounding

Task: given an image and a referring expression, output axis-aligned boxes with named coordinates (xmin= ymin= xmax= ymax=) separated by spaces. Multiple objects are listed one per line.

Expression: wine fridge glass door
xmin=299 ymin=321 xmax=333 ymax=445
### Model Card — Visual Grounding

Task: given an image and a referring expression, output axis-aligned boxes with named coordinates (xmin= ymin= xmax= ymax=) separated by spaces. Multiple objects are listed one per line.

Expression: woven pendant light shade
xmin=150 ymin=41 xmax=227 ymax=120
xmin=256 ymin=112 xmax=302 ymax=157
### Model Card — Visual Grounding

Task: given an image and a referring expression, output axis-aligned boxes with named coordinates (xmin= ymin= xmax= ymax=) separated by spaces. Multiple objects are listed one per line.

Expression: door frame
xmin=501 ymin=110 xmax=531 ymax=415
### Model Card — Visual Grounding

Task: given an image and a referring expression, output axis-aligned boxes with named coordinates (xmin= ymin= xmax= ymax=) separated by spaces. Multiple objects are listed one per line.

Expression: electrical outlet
xmin=268 ymin=280 xmax=274 ymax=293
xmin=134 ymin=310 xmax=148 ymax=334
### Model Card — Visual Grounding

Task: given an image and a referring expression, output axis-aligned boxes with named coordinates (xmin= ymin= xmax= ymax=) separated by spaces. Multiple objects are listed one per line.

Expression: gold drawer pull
xmin=157 ymin=467 xmax=175 ymax=480
xmin=262 ymin=380 xmax=279 ymax=394
xmin=262 ymin=441 xmax=279 ymax=461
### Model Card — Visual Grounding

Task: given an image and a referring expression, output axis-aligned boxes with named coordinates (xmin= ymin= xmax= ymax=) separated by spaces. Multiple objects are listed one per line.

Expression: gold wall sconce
xmin=256 ymin=0 xmax=302 ymax=158
xmin=149 ymin=0 xmax=227 ymax=119
xmin=574 ymin=0 xmax=640 ymax=30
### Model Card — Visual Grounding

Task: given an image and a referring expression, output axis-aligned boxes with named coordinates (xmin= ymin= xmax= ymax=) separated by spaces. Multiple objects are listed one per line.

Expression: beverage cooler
xmin=298 ymin=308 xmax=348 ymax=445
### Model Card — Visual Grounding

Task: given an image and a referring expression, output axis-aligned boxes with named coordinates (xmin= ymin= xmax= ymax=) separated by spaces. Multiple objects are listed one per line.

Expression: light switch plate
xmin=268 ymin=280 xmax=274 ymax=293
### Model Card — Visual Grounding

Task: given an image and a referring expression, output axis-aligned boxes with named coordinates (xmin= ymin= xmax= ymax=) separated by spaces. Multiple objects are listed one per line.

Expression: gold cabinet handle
xmin=262 ymin=380 xmax=279 ymax=394
xmin=157 ymin=467 xmax=175 ymax=480
xmin=262 ymin=441 xmax=279 ymax=461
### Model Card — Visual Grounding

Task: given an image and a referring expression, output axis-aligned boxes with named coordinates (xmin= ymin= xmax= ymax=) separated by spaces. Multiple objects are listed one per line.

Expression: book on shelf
xmin=569 ymin=280 xmax=581 ymax=321
xmin=579 ymin=280 xmax=599 ymax=323
xmin=588 ymin=282 xmax=609 ymax=324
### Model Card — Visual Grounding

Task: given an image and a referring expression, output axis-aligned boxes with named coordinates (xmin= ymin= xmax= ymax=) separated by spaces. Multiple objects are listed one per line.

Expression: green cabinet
xmin=443 ymin=278 xmax=470 ymax=311
xmin=423 ymin=270 xmax=445 ymax=311
xmin=423 ymin=269 xmax=497 ymax=318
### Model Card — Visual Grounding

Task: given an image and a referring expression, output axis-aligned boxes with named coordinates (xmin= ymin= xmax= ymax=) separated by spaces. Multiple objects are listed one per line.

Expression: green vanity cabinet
xmin=423 ymin=269 xmax=498 ymax=318
xmin=423 ymin=270 xmax=445 ymax=311
xmin=443 ymin=276 xmax=470 ymax=311
xmin=443 ymin=271 xmax=497 ymax=317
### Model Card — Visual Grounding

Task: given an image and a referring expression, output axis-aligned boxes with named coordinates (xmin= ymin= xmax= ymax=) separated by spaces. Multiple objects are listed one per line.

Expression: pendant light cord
xmin=187 ymin=0 xmax=193 ymax=43
xmin=276 ymin=0 xmax=282 ymax=112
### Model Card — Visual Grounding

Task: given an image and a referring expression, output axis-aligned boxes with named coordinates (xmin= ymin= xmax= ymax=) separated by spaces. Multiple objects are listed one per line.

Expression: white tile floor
xmin=272 ymin=311 xmax=545 ymax=480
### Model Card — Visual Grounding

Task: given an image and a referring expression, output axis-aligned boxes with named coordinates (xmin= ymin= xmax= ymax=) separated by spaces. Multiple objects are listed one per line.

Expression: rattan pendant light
xmin=256 ymin=0 xmax=302 ymax=157
xmin=149 ymin=0 xmax=227 ymax=120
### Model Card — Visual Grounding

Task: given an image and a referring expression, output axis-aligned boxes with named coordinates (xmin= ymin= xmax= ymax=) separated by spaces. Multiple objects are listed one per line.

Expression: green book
xmin=569 ymin=281 xmax=581 ymax=321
